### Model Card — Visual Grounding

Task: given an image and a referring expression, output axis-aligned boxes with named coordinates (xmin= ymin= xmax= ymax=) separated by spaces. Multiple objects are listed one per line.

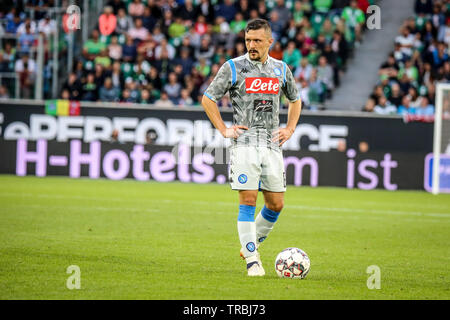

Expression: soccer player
xmin=201 ymin=19 xmax=302 ymax=276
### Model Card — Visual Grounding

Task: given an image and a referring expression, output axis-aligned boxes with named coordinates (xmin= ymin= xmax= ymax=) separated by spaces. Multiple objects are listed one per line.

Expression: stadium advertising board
xmin=0 ymin=102 xmax=433 ymax=190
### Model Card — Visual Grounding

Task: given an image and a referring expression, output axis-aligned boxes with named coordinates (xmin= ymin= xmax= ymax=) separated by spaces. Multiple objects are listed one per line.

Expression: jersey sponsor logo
xmin=245 ymin=77 xmax=280 ymax=94
xmin=254 ymin=99 xmax=273 ymax=112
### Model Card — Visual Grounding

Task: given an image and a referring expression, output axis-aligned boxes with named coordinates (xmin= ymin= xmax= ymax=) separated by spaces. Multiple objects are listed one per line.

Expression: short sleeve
xmin=282 ymin=63 xmax=300 ymax=103
xmin=203 ymin=62 xmax=232 ymax=103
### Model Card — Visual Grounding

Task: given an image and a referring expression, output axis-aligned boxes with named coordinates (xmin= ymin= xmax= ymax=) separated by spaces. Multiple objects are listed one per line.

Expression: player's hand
xmin=221 ymin=125 xmax=249 ymax=138
xmin=272 ymin=127 xmax=295 ymax=146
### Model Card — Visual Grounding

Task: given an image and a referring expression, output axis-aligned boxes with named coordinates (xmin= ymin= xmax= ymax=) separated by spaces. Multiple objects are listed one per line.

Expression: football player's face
xmin=245 ymin=29 xmax=273 ymax=62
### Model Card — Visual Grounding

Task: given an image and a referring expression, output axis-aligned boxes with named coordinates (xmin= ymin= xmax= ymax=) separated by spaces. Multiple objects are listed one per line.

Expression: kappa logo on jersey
xmin=245 ymin=77 xmax=280 ymax=94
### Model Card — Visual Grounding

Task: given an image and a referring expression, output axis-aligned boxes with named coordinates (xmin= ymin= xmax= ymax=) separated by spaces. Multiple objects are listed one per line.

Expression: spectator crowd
xmin=0 ymin=0 xmax=61 ymax=99
xmin=364 ymin=0 xmax=450 ymax=117
xmin=0 ymin=0 xmax=378 ymax=109
xmin=60 ymin=0 xmax=373 ymax=109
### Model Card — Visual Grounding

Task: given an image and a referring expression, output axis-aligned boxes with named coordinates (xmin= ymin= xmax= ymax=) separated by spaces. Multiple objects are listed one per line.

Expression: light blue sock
xmin=237 ymin=205 xmax=257 ymax=258
xmin=255 ymin=206 xmax=281 ymax=246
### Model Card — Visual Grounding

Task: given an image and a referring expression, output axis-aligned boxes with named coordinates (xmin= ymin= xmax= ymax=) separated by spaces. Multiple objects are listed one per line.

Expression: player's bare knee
xmin=267 ymin=201 xmax=284 ymax=213
xmin=239 ymin=192 xmax=257 ymax=207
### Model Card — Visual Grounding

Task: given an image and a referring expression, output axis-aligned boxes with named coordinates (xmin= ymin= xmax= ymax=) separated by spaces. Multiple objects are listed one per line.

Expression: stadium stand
xmin=363 ymin=0 xmax=449 ymax=116
xmin=1 ymin=0 xmax=379 ymax=110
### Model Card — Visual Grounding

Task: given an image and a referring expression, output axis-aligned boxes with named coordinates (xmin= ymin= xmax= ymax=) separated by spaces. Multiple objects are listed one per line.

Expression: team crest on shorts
xmin=238 ymin=174 xmax=248 ymax=184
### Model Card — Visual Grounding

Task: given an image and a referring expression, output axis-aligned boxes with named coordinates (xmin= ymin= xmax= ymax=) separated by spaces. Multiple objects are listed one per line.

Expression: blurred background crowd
xmin=0 ymin=0 xmax=449 ymax=114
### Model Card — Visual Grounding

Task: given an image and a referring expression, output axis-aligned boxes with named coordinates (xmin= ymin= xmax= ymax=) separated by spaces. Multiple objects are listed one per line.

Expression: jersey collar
xmin=245 ymin=52 xmax=271 ymax=67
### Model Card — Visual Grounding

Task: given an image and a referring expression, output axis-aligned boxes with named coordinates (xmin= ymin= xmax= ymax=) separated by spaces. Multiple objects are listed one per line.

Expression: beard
xmin=249 ymin=50 xmax=262 ymax=61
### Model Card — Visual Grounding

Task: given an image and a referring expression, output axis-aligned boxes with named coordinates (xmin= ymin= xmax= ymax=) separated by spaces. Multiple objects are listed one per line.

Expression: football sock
xmin=255 ymin=205 xmax=281 ymax=246
xmin=237 ymin=204 xmax=257 ymax=258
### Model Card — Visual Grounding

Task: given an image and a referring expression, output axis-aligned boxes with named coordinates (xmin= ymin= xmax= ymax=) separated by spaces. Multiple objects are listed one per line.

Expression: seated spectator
xmin=17 ymin=18 xmax=37 ymax=35
xmin=309 ymin=69 xmax=326 ymax=103
xmin=122 ymin=35 xmax=138 ymax=62
xmin=99 ymin=78 xmax=120 ymax=102
xmin=121 ymin=88 xmax=135 ymax=103
xmin=108 ymin=36 xmax=123 ymax=61
xmin=173 ymin=48 xmax=194 ymax=77
xmin=317 ymin=55 xmax=335 ymax=92
xmin=18 ymin=24 xmax=36 ymax=54
xmin=140 ymin=89 xmax=152 ymax=104
xmin=108 ymin=0 xmax=127 ymax=15
xmin=0 ymin=85 xmax=10 ymax=100
xmin=408 ymin=87 xmax=423 ymax=108
xmin=374 ymin=96 xmax=397 ymax=115
xmin=398 ymin=59 xmax=419 ymax=85
xmin=128 ymin=0 xmax=146 ymax=18
xmin=294 ymin=57 xmax=314 ymax=81
xmin=215 ymin=0 xmax=237 ymax=23
xmin=154 ymin=91 xmax=175 ymax=108
xmin=128 ymin=18 xmax=149 ymax=42
xmin=272 ymin=0 xmax=291 ymax=28
xmin=83 ymin=30 xmax=107 ymax=60
xmin=341 ymin=0 xmax=366 ymax=45
xmin=82 ymin=73 xmax=98 ymax=101
xmin=283 ymin=41 xmax=302 ymax=70
xmin=195 ymin=36 xmax=214 ymax=62
xmin=63 ymin=73 xmax=83 ymax=100
xmin=115 ymin=8 xmax=133 ymax=34
xmin=230 ymin=12 xmax=247 ymax=34
xmin=95 ymin=49 xmax=112 ymax=68
xmin=297 ymin=78 xmax=311 ymax=109
xmin=15 ymin=53 xmax=36 ymax=99
xmin=163 ymin=72 xmax=182 ymax=103
xmin=99 ymin=6 xmax=117 ymax=36
xmin=37 ymin=14 xmax=56 ymax=36
xmin=155 ymin=38 xmax=176 ymax=60
xmin=389 ymin=83 xmax=404 ymax=107
xmin=178 ymin=88 xmax=195 ymax=107
xmin=314 ymin=0 xmax=333 ymax=13
xmin=6 ymin=15 xmax=22 ymax=34
xmin=397 ymin=96 xmax=416 ymax=115
xmin=0 ymin=42 xmax=16 ymax=73
xmin=270 ymin=41 xmax=284 ymax=61
xmin=169 ymin=16 xmax=187 ymax=39
xmin=395 ymin=27 xmax=415 ymax=60
xmin=379 ymin=54 xmax=400 ymax=81
xmin=416 ymin=96 xmax=435 ymax=116
xmin=362 ymin=98 xmax=376 ymax=112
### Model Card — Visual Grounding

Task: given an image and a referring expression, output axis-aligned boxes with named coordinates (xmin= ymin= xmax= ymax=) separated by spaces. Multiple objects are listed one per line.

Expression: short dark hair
xmin=245 ymin=18 xmax=272 ymax=34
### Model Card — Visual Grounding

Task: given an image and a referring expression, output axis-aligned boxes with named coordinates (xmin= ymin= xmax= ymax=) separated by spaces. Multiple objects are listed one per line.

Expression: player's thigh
xmin=260 ymin=148 xmax=286 ymax=193
xmin=262 ymin=190 xmax=285 ymax=212
xmin=229 ymin=146 xmax=262 ymax=191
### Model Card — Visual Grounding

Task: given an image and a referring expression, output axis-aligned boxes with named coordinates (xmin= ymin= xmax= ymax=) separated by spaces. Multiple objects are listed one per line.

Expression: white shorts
xmin=229 ymin=146 xmax=286 ymax=192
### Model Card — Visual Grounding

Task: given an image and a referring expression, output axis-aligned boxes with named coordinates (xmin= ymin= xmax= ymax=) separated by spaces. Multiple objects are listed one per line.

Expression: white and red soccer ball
xmin=274 ymin=247 xmax=310 ymax=279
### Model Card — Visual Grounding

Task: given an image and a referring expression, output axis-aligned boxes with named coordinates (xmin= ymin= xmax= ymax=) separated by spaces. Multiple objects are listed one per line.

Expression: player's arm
xmin=201 ymin=94 xmax=248 ymax=138
xmin=273 ymin=64 xmax=302 ymax=146
xmin=201 ymin=61 xmax=248 ymax=138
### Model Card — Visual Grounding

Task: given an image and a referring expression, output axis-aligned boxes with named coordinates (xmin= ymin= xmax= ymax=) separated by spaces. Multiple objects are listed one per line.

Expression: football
xmin=274 ymin=247 xmax=310 ymax=279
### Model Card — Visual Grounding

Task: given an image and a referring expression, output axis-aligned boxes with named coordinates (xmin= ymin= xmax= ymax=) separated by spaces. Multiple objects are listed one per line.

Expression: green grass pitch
xmin=0 ymin=175 xmax=449 ymax=300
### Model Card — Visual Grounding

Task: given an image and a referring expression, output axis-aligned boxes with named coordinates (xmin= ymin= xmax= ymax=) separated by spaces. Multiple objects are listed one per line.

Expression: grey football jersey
xmin=204 ymin=53 xmax=300 ymax=149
